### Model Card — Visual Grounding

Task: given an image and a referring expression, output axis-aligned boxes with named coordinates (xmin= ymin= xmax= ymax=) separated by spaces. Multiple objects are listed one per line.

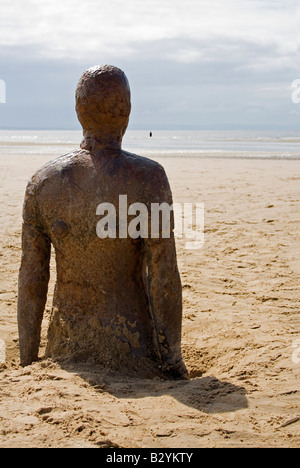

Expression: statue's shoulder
xmin=121 ymin=150 xmax=167 ymax=177
xmin=121 ymin=151 xmax=171 ymax=200
xmin=26 ymin=150 xmax=82 ymax=191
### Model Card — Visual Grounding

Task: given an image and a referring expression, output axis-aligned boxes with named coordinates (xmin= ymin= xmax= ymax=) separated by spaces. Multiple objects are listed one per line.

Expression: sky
xmin=0 ymin=0 xmax=299 ymax=130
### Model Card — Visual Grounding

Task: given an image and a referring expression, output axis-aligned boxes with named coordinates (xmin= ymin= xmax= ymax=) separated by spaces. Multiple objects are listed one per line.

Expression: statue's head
xmin=76 ymin=65 xmax=131 ymax=146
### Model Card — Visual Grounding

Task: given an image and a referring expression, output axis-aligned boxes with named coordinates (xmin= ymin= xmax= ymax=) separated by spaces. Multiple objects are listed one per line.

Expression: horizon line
xmin=0 ymin=125 xmax=299 ymax=132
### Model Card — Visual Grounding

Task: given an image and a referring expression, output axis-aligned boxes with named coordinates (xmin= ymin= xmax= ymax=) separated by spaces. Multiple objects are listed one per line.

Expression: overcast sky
xmin=0 ymin=0 xmax=299 ymax=130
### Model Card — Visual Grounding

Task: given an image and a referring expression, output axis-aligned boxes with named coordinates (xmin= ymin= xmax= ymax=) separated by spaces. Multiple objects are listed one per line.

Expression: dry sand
xmin=0 ymin=150 xmax=299 ymax=448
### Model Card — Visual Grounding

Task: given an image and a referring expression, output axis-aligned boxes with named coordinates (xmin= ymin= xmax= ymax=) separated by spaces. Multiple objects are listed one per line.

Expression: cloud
xmin=0 ymin=0 xmax=298 ymax=63
xmin=0 ymin=0 xmax=299 ymax=129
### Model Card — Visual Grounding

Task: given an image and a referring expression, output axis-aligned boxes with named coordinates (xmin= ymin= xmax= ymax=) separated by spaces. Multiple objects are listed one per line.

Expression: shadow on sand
xmin=60 ymin=361 xmax=248 ymax=414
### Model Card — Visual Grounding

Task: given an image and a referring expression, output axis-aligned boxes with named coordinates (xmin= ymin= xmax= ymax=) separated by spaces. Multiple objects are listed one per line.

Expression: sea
xmin=0 ymin=129 xmax=300 ymax=159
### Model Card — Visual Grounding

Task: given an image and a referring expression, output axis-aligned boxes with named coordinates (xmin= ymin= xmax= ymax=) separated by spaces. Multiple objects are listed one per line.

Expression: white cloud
xmin=1 ymin=0 xmax=299 ymax=129
xmin=0 ymin=0 xmax=298 ymax=68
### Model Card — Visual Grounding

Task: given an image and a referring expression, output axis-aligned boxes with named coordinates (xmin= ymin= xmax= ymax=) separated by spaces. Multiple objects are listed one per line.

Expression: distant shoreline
xmin=0 ymin=129 xmax=299 ymax=160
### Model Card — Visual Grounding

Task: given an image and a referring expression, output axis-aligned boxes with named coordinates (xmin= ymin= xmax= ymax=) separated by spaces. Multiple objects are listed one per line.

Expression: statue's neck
xmin=80 ymin=132 xmax=122 ymax=152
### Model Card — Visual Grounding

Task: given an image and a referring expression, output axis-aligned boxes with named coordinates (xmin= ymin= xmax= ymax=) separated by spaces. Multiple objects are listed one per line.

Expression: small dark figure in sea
xmin=17 ymin=65 xmax=187 ymax=379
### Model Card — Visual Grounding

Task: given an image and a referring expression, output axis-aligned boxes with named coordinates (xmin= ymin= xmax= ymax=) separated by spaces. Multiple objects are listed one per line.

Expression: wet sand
xmin=0 ymin=151 xmax=299 ymax=447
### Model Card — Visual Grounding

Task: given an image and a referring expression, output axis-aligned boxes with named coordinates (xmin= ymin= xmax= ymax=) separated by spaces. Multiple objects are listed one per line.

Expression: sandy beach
xmin=0 ymin=149 xmax=299 ymax=448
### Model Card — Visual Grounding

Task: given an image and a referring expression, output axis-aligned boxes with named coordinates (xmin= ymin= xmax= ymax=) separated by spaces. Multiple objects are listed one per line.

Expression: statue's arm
xmin=18 ymin=183 xmax=51 ymax=366
xmin=144 ymin=166 xmax=187 ymax=379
